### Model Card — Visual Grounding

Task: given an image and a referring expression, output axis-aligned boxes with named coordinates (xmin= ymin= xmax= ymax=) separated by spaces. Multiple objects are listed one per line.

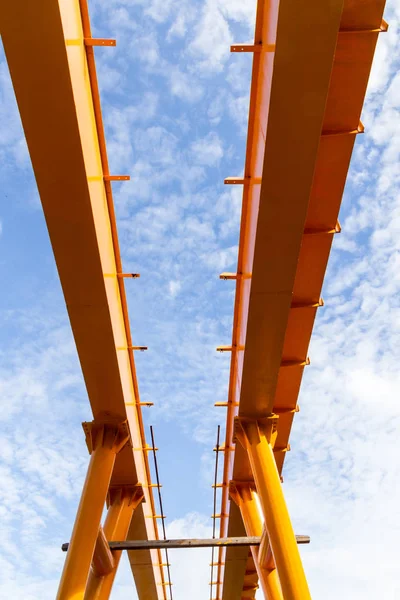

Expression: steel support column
xmin=85 ymin=487 xmax=144 ymax=599
xmin=57 ymin=417 xmax=130 ymax=600
xmin=235 ymin=416 xmax=311 ymax=600
xmin=91 ymin=527 xmax=115 ymax=576
xmin=230 ymin=482 xmax=283 ymax=600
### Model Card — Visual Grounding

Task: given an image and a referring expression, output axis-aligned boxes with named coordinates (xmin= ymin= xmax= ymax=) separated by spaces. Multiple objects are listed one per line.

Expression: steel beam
xmin=218 ymin=0 xmax=387 ymax=598
xmin=56 ymin=419 xmax=130 ymax=599
xmin=0 ymin=0 xmax=167 ymax=597
xmin=218 ymin=0 xmax=345 ymax=596
xmin=85 ymin=487 xmax=144 ymax=599
xmin=230 ymin=482 xmax=283 ymax=600
xmin=235 ymin=418 xmax=311 ymax=600
xmin=92 ymin=527 xmax=115 ymax=577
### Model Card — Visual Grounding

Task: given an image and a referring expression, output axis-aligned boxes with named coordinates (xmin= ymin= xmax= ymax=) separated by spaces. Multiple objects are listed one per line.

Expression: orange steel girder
xmin=57 ymin=419 xmax=131 ymax=599
xmin=0 ymin=0 xmax=167 ymax=598
xmin=230 ymin=482 xmax=283 ymax=600
xmin=217 ymin=0 xmax=387 ymax=599
xmin=84 ymin=486 xmax=145 ymax=599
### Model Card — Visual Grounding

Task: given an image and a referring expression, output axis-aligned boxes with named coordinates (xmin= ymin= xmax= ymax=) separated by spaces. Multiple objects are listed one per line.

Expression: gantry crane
xmin=0 ymin=0 xmax=387 ymax=598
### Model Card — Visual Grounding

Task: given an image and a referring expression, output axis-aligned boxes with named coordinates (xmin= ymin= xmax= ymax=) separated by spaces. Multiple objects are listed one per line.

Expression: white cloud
xmin=364 ymin=18 xmax=399 ymax=96
xmin=169 ymin=280 xmax=181 ymax=297
xmin=167 ymin=13 xmax=188 ymax=40
xmin=167 ymin=66 xmax=204 ymax=103
xmin=190 ymin=132 xmax=223 ymax=167
xmin=144 ymin=0 xmax=177 ymax=23
xmin=189 ymin=1 xmax=232 ymax=73
xmin=0 ymin=310 xmax=88 ymax=600
xmin=228 ymin=92 xmax=250 ymax=132
xmin=216 ymin=0 xmax=256 ymax=28
xmin=0 ymin=58 xmax=30 ymax=168
xmin=202 ymin=245 xmax=238 ymax=270
xmin=165 ymin=513 xmax=213 ymax=600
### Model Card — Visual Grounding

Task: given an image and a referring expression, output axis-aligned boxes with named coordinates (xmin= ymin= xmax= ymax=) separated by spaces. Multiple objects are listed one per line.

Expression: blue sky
xmin=0 ymin=0 xmax=399 ymax=598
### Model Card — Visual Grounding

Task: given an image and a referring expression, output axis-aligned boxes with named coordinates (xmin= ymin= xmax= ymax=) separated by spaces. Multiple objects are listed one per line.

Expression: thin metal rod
xmin=62 ymin=536 xmax=310 ymax=552
xmin=150 ymin=426 xmax=173 ymax=600
xmin=210 ymin=426 xmax=221 ymax=599
xmin=212 ymin=426 xmax=221 ymax=539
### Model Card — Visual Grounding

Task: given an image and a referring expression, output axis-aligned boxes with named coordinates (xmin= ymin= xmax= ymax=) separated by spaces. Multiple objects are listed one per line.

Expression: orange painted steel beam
xmin=218 ymin=0 xmax=387 ymax=599
xmin=92 ymin=526 xmax=115 ymax=577
xmin=0 ymin=0 xmax=166 ymax=598
xmin=217 ymin=0 xmax=344 ymax=595
xmin=230 ymin=482 xmax=283 ymax=600
xmin=235 ymin=419 xmax=311 ymax=600
xmin=57 ymin=419 xmax=130 ymax=599
xmin=259 ymin=531 xmax=275 ymax=573
xmin=85 ymin=487 xmax=144 ymax=599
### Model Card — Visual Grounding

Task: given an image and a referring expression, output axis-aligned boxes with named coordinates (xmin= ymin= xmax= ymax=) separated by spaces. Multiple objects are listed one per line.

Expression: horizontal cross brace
xmin=62 ymin=38 xmax=116 ymax=48
xmin=281 ymin=357 xmax=310 ymax=367
xmin=304 ymin=221 xmax=341 ymax=235
xmin=219 ymin=272 xmax=251 ymax=280
xmin=224 ymin=177 xmax=247 ymax=185
xmin=339 ymin=19 xmax=388 ymax=33
xmin=103 ymin=175 xmax=130 ymax=181
xmin=117 ymin=346 xmax=148 ymax=351
xmin=62 ymin=535 xmax=310 ymax=552
xmin=274 ymin=445 xmax=290 ymax=453
xmin=291 ymin=298 xmax=324 ymax=309
xmin=274 ymin=405 xmax=300 ymax=414
xmin=231 ymin=44 xmax=275 ymax=53
xmin=84 ymin=38 xmax=116 ymax=47
xmin=213 ymin=444 xmax=234 ymax=452
xmin=216 ymin=345 xmax=245 ymax=352
xmin=104 ymin=273 xmax=140 ymax=278
xmin=322 ymin=122 xmax=364 ymax=137
xmin=224 ymin=176 xmax=261 ymax=185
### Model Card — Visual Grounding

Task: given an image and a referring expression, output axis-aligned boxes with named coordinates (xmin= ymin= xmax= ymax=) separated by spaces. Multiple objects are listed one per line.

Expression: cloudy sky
xmin=0 ymin=0 xmax=399 ymax=598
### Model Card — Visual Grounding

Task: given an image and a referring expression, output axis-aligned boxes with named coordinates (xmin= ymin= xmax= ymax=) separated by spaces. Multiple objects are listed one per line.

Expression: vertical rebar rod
xmin=210 ymin=425 xmax=221 ymax=599
xmin=150 ymin=426 xmax=173 ymax=600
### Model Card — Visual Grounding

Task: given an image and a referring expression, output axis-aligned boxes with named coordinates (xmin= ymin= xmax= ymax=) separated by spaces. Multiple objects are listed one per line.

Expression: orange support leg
xmin=84 ymin=487 xmax=144 ymax=599
xmin=235 ymin=416 xmax=311 ymax=600
xmin=91 ymin=526 xmax=115 ymax=576
xmin=230 ymin=482 xmax=283 ymax=600
xmin=57 ymin=417 xmax=130 ymax=600
xmin=259 ymin=528 xmax=275 ymax=572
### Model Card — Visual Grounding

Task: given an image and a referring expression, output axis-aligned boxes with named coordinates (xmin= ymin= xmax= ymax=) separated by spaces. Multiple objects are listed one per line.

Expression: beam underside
xmin=0 ymin=0 xmax=167 ymax=598
xmin=218 ymin=1 xmax=386 ymax=599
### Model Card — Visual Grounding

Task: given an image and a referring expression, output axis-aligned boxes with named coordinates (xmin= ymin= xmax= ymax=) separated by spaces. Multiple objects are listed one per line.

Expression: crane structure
xmin=214 ymin=1 xmax=388 ymax=600
xmin=0 ymin=0 xmax=387 ymax=598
